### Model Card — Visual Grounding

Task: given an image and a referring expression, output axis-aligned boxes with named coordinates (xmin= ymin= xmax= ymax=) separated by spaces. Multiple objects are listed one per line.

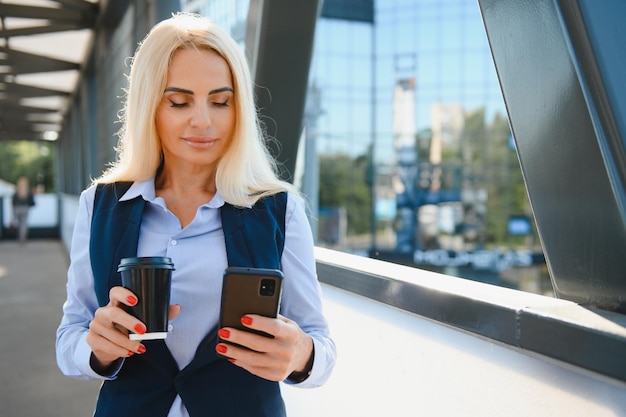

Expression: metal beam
xmin=0 ymin=104 xmax=57 ymax=113
xmin=0 ymin=4 xmax=96 ymax=24
xmin=478 ymin=0 xmax=626 ymax=312
xmin=246 ymin=0 xmax=322 ymax=182
xmin=557 ymin=0 xmax=626 ymax=224
xmin=54 ymin=0 xmax=99 ymax=11
xmin=0 ymin=47 xmax=80 ymax=74
xmin=2 ymin=82 xmax=70 ymax=97
xmin=0 ymin=23 xmax=89 ymax=37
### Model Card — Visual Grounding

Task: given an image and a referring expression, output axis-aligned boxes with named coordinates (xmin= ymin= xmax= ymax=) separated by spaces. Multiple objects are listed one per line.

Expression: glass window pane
xmin=308 ymin=0 xmax=551 ymax=296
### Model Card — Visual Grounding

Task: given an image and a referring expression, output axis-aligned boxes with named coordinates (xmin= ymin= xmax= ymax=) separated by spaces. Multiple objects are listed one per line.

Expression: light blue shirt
xmin=56 ymin=179 xmax=336 ymax=417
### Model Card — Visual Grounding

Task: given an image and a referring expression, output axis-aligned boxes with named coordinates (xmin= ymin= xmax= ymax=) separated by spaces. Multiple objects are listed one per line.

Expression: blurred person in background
xmin=12 ymin=176 xmax=35 ymax=245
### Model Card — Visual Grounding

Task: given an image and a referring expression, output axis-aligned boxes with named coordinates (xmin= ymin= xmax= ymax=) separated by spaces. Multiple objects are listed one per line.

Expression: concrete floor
xmin=0 ymin=240 xmax=100 ymax=417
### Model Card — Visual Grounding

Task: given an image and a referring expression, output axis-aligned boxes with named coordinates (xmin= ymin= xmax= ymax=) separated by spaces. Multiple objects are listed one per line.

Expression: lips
xmin=183 ymin=136 xmax=217 ymax=148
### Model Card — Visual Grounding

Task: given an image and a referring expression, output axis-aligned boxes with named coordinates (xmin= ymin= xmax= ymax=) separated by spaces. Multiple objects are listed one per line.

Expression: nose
xmin=190 ymin=102 xmax=212 ymax=128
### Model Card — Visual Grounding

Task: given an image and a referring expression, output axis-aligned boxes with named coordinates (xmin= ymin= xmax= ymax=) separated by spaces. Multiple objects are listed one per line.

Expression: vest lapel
xmin=221 ymin=192 xmax=287 ymax=269
xmin=91 ymin=182 xmax=144 ymax=306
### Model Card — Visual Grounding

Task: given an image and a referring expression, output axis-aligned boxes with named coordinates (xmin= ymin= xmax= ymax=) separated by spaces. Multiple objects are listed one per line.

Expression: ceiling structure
xmin=0 ymin=0 xmax=97 ymax=142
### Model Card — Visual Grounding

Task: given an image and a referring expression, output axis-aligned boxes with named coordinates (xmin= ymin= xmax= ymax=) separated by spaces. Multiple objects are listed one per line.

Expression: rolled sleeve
xmin=280 ymin=194 xmax=337 ymax=388
xmin=56 ymin=186 xmax=116 ymax=380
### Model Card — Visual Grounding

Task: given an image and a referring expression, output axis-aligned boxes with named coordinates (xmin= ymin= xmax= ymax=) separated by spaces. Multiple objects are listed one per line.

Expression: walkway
xmin=4 ymin=240 xmax=624 ymax=417
xmin=0 ymin=240 xmax=100 ymax=417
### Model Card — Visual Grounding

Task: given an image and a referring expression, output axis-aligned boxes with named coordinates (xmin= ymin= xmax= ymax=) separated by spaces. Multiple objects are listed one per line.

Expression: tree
xmin=0 ymin=140 xmax=55 ymax=192
xmin=318 ymin=153 xmax=372 ymax=236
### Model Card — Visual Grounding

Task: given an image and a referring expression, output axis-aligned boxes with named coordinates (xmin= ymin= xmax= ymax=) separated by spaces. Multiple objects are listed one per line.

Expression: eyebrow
xmin=164 ymin=86 xmax=234 ymax=95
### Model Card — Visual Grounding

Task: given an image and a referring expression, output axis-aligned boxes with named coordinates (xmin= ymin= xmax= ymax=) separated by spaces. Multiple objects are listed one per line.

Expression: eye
xmin=210 ymin=91 xmax=233 ymax=108
xmin=169 ymin=99 xmax=189 ymax=108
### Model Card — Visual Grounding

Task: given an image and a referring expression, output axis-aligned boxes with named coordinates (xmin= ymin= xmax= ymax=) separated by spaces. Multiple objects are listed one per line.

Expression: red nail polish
xmin=134 ymin=324 xmax=146 ymax=334
xmin=216 ymin=344 xmax=228 ymax=354
xmin=128 ymin=351 xmax=134 ymax=357
xmin=218 ymin=329 xmax=230 ymax=339
xmin=228 ymin=359 xmax=236 ymax=363
xmin=127 ymin=295 xmax=138 ymax=305
xmin=137 ymin=345 xmax=146 ymax=354
xmin=241 ymin=316 xmax=253 ymax=326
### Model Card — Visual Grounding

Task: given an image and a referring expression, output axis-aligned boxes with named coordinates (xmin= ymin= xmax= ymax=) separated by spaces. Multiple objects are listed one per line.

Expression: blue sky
xmin=309 ymin=1 xmax=507 ymax=162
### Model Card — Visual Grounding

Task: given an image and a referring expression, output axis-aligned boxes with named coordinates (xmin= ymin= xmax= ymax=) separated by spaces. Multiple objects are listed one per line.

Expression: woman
xmin=12 ymin=176 xmax=35 ymax=244
xmin=56 ymin=12 xmax=335 ymax=417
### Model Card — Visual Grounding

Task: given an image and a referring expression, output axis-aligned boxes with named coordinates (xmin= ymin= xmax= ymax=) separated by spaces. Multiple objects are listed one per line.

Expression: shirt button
xmin=168 ymin=324 xmax=174 ymax=332
xmin=171 ymin=240 xmax=177 ymax=246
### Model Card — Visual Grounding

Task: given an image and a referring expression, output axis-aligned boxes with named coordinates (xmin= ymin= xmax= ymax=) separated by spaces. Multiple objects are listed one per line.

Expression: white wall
xmin=282 ymin=284 xmax=626 ymax=417
xmin=2 ymin=194 xmax=58 ymax=227
xmin=59 ymin=193 xmax=79 ymax=251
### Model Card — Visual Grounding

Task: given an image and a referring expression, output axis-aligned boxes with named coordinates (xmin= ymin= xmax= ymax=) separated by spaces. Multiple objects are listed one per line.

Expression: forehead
xmin=166 ymin=47 xmax=233 ymax=86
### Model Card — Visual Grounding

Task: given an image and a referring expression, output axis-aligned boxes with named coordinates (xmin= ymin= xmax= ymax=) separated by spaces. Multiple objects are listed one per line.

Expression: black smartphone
xmin=218 ymin=267 xmax=283 ymax=349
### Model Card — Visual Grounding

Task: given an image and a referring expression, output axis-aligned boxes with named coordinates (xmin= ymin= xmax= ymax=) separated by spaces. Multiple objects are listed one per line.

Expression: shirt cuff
xmin=284 ymin=337 xmax=327 ymax=388
xmin=74 ymin=332 xmax=123 ymax=380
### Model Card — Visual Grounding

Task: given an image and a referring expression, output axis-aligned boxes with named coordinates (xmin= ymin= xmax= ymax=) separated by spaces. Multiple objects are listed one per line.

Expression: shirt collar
xmin=119 ymin=178 xmax=226 ymax=208
xmin=119 ymin=179 xmax=153 ymax=202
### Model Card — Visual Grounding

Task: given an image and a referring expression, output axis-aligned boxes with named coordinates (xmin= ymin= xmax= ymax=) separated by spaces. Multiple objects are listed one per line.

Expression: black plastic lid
xmin=117 ymin=256 xmax=175 ymax=272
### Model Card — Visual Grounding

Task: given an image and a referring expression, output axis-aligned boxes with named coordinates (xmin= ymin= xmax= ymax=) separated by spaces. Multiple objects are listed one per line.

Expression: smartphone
xmin=218 ymin=267 xmax=283 ymax=348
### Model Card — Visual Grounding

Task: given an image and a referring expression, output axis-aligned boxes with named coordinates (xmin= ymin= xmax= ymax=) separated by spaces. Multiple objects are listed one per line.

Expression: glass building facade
xmin=182 ymin=0 xmax=552 ymax=296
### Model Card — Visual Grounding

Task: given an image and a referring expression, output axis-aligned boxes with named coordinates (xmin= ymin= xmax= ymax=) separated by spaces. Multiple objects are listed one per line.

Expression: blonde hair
xmin=96 ymin=12 xmax=296 ymax=206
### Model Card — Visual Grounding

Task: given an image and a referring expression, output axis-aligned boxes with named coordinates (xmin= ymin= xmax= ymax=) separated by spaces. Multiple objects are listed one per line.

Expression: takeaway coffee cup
xmin=118 ymin=256 xmax=175 ymax=340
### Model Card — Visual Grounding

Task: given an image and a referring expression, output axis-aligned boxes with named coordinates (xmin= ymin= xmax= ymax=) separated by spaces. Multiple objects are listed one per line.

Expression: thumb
xmin=168 ymin=304 xmax=182 ymax=320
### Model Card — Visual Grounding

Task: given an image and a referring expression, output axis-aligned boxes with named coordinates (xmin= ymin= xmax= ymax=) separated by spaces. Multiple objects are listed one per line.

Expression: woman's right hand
xmin=86 ymin=286 xmax=181 ymax=371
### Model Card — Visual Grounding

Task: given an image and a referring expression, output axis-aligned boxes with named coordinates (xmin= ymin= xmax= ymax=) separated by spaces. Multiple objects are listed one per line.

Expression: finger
xmin=88 ymin=315 xmax=146 ymax=356
xmin=109 ymin=286 xmax=141 ymax=308
xmin=229 ymin=315 xmax=313 ymax=375
xmin=88 ymin=321 xmax=136 ymax=357
xmin=94 ymin=301 xmax=147 ymax=339
xmin=216 ymin=340 xmax=274 ymax=367
xmin=87 ymin=333 xmax=135 ymax=372
xmin=168 ymin=304 xmax=182 ymax=320
xmin=217 ymin=342 xmax=289 ymax=381
xmin=218 ymin=327 xmax=275 ymax=355
xmin=240 ymin=314 xmax=283 ymax=338
xmin=243 ymin=315 xmax=302 ymax=347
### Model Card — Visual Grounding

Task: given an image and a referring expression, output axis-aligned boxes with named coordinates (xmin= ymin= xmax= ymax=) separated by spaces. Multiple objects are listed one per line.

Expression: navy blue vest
xmin=89 ymin=182 xmax=288 ymax=417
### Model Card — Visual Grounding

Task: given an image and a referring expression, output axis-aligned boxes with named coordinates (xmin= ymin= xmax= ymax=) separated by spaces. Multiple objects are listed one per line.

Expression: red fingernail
xmin=137 ymin=345 xmax=146 ymax=354
xmin=134 ymin=324 xmax=146 ymax=334
xmin=228 ymin=359 xmax=236 ymax=363
xmin=218 ymin=329 xmax=230 ymax=339
xmin=241 ymin=316 xmax=253 ymax=326
xmin=127 ymin=295 xmax=138 ymax=305
xmin=128 ymin=351 xmax=134 ymax=357
xmin=216 ymin=344 xmax=228 ymax=354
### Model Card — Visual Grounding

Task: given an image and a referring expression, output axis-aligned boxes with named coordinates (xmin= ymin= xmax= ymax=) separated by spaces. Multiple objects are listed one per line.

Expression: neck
xmin=155 ymin=163 xmax=217 ymax=195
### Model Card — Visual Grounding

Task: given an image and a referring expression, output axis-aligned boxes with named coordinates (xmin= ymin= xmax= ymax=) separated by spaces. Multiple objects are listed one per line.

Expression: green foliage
xmin=318 ymin=153 xmax=372 ymax=235
xmin=0 ymin=141 xmax=56 ymax=192
xmin=317 ymin=107 xmax=534 ymax=249
xmin=472 ymin=111 xmax=531 ymax=247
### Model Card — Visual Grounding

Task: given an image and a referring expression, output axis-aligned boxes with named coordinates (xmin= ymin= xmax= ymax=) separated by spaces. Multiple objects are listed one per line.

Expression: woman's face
xmin=156 ymin=48 xmax=235 ymax=172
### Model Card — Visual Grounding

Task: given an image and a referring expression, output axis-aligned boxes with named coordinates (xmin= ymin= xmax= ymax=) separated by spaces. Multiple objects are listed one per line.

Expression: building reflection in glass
xmin=183 ymin=0 xmax=552 ymax=297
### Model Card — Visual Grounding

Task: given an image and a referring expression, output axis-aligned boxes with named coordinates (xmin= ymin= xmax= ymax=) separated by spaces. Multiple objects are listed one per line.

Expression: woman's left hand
xmin=216 ymin=314 xmax=313 ymax=382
